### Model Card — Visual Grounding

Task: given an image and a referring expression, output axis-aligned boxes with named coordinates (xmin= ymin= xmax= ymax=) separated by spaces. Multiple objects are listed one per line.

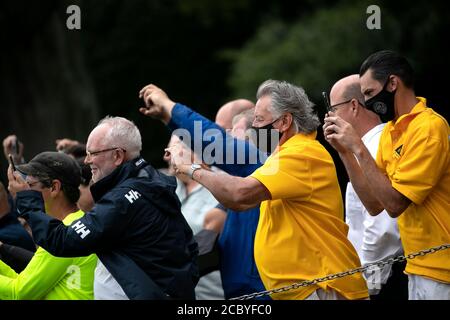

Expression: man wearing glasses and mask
xmin=323 ymin=74 xmax=406 ymax=300
xmin=8 ymin=116 xmax=199 ymax=300
xmin=324 ymin=50 xmax=450 ymax=299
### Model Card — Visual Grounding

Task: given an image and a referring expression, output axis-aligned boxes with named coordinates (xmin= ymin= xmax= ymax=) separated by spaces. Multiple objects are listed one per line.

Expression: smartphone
xmin=8 ymin=154 xmax=17 ymax=172
xmin=8 ymin=154 xmax=27 ymax=180
xmin=322 ymin=91 xmax=331 ymax=112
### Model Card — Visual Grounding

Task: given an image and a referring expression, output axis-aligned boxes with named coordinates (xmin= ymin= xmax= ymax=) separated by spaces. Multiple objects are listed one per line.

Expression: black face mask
xmin=250 ymin=118 xmax=281 ymax=154
xmin=365 ymin=77 xmax=396 ymax=123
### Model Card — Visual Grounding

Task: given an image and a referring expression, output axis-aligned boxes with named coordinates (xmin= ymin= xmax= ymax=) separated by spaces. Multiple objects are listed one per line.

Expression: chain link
xmin=230 ymin=243 xmax=450 ymax=300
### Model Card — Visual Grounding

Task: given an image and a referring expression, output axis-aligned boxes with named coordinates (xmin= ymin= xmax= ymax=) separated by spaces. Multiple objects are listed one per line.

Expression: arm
xmin=203 ymin=207 xmax=227 ymax=234
xmin=0 ymin=247 xmax=73 ymax=300
xmin=7 ymin=170 xmax=105 ymax=257
xmin=138 ymin=84 xmax=265 ymax=177
xmin=323 ymin=118 xmax=384 ymax=215
xmin=15 ymin=190 xmax=128 ymax=257
xmin=324 ymin=115 xmax=411 ymax=217
xmin=192 ymin=169 xmax=269 ymax=212
xmin=353 ymin=143 xmax=411 ymax=217
xmin=0 ymin=242 xmax=34 ymax=273
xmin=170 ymin=103 xmax=265 ymax=176
xmin=338 ymin=151 xmax=384 ymax=215
xmin=167 ymin=142 xmax=269 ymax=211
xmin=0 ymin=259 xmax=18 ymax=279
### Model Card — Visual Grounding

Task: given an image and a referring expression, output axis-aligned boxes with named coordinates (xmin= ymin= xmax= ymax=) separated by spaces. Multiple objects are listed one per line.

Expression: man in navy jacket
xmin=8 ymin=116 xmax=198 ymax=300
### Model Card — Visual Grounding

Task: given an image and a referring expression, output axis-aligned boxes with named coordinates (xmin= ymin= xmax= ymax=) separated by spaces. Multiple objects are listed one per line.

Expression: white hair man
xmin=8 ymin=116 xmax=199 ymax=300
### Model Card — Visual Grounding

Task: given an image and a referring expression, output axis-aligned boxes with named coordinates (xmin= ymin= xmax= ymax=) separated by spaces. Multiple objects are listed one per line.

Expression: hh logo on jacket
xmin=125 ymin=190 xmax=142 ymax=204
xmin=71 ymin=221 xmax=91 ymax=239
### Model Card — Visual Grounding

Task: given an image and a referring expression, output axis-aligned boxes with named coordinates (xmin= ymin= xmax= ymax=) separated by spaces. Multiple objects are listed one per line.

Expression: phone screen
xmin=8 ymin=154 xmax=17 ymax=172
xmin=322 ymin=91 xmax=332 ymax=112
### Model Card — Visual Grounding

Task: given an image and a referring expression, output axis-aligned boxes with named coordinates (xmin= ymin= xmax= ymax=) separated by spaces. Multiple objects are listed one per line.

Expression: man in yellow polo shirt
xmin=324 ymin=50 xmax=450 ymax=299
xmin=165 ymin=80 xmax=368 ymax=300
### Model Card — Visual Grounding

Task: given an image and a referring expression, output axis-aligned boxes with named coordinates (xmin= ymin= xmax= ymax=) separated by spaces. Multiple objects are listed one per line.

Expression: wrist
xmin=338 ymin=149 xmax=353 ymax=161
xmin=174 ymin=164 xmax=188 ymax=175
xmin=162 ymin=101 xmax=176 ymax=124
xmin=187 ymin=163 xmax=202 ymax=180
xmin=353 ymin=140 xmax=366 ymax=160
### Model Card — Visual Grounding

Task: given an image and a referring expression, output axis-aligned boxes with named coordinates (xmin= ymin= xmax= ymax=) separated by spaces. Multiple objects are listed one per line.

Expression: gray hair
xmin=256 ymin=80 xmax=320 ymax=134
xmin=97 ymin=116 xmax=142 ymax=159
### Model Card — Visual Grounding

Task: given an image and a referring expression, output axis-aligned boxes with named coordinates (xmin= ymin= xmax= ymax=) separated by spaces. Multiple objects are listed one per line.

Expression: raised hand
xmin=55 ymin=138 xmax=81 ymax=153
xmin=165 ymin=141 xmax=193 ymax=175
xmin=3 ymin=135 xmax=24 ymax=164
xmin=7 ymin=165 xmax=30 ymax=198
xmin=138 ymin=84 xmax=176 ymax=124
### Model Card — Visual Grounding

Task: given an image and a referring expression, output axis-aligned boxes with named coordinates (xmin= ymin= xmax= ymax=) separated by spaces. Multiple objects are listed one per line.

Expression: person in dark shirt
xmin=0 ymin=182 xmax=36 ymax=258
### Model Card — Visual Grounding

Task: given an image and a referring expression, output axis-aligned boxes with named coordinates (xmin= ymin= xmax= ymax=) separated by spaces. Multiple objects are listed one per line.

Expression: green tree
xmin=226 ymin=0 xmax=404 ymax=112
xmin=0 ymin=0 xmax=99 ymax=183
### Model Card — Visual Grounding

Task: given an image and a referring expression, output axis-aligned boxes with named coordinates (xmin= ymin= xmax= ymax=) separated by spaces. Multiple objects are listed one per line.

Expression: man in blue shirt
xmin=139 ymin=84 xmax=269 ymax=299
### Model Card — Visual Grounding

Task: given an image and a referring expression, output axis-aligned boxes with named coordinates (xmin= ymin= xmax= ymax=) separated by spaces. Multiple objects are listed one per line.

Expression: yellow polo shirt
xmin=251 ymin=132 xmax=368 ymax=300
xmin=376 ymin=97 xmax=450 ymax=283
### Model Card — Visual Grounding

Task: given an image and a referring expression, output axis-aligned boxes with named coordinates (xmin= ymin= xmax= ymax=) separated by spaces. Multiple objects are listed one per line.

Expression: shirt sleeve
xmin=0 ymin=259 xmax=18 ymax=278
xmin=251 ymin=148 xmax=312 ymax=201
xmin=0 ymin=248 xmax=72 ymax=300
xmin=0 ymin=243 xmax=34 ymax=273
xmin=168 ymin=103 xmax=265 ymax=177
xmin=215 ymin=203 xmax=227 ymax=211
xmin=361 ymin=210 xmax=401 ymax=263
xmin=390 ymin=121 xmax=449 ymax=205
xmin=16 ymin=189 xmax=130 ymax=257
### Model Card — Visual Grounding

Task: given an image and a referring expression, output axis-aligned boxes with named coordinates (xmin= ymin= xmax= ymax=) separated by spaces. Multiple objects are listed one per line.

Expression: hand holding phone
xmin=8 ymin=154 xmax=26 ymax=180
xmin=7 ymin=154 xmax=29 ymax=198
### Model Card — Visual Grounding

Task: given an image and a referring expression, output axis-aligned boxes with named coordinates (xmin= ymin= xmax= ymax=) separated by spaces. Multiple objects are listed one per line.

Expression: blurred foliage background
xmin=1 ymin=0 xmax=449 ymax=191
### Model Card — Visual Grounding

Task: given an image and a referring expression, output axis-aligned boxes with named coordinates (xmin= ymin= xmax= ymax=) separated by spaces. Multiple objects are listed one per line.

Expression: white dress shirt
xmin=94 ymin=259 xmax=129 ymax=300
xmin=345 ymin=123 xmax=404 ymax=294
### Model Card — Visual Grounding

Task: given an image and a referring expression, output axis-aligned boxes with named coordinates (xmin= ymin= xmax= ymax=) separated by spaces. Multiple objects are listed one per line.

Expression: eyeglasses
xmin=322 ymin=92 xmax=365 ymax=112
xmin=27 ymin=181 xmax=41 ymax=188
xmin=86 ymin=147 xmax=126 ymax=158
xmin=329 ymin=99 xmax=353 ymax=112
xmin=26 ymin=178 xmax=51 ymax=189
